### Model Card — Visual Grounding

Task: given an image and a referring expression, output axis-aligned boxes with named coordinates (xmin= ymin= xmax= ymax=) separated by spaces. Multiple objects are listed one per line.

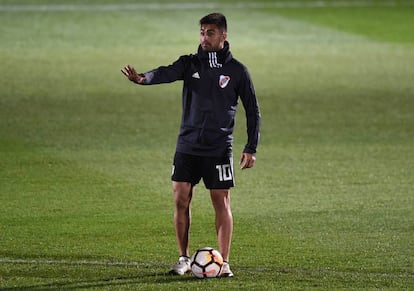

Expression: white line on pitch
xmin=0 ymin=257 xmax=166 ymax=267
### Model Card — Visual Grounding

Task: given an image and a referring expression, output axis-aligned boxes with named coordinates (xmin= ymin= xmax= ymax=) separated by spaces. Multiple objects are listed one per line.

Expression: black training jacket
xmin=141 ymin=41 xmax=261 ymax=157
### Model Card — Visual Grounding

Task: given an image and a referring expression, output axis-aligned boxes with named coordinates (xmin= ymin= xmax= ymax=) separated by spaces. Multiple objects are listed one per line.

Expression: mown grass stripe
xmin=0 ymin=1 xmax=413 ymax=12
xmin=1 ymin=258 xmax=413 ymax=279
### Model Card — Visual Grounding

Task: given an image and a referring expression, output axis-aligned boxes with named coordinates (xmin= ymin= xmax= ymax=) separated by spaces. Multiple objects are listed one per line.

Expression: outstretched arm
xmin=121 ymin=64 xmax=146 ymax=84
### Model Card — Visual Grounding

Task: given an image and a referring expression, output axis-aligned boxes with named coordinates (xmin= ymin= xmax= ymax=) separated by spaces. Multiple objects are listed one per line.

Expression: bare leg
xmin=172 ymin=181 xmax=194 ymax=257
xmin=210 ymin=189 xmax=233 ymax=262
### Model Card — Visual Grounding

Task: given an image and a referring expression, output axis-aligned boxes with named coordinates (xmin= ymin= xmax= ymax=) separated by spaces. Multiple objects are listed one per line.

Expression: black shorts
xmin=171 ymin=152 xmax=235 ymax=189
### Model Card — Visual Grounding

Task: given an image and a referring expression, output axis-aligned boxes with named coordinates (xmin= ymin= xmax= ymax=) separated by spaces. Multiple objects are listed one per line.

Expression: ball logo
xmin=198 ymin=269 xmax=217 ymax=276
xmin=219 ymin=75 xmax=230 ymax=88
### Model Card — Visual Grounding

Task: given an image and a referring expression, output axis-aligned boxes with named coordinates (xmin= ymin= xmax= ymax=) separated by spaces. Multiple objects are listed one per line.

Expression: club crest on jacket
xmin=219 ymin=75 xmax=230 ymax=88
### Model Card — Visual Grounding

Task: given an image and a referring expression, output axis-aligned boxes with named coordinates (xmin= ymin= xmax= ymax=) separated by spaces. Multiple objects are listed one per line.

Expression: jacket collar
xmin=197 ymin=41 xmax=232 ymax=68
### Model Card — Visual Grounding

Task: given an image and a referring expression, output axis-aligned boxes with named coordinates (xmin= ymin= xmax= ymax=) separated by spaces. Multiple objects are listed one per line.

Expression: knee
xmin=210 ymin=190 xmax=231 ymax=212
xmin=175 ymin=196 xmax=190 ymax=211
xmin=173 ymin=182 xmax=192 ymax=210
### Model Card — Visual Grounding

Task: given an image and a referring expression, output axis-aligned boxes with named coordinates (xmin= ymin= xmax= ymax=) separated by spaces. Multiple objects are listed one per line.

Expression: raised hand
xmin=121 ymin=64 xmax=146 ymax=84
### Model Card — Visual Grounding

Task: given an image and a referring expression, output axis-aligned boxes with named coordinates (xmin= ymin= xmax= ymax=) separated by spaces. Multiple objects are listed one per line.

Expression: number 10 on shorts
xmin=216 ymin=164 xmax=233 ymax=182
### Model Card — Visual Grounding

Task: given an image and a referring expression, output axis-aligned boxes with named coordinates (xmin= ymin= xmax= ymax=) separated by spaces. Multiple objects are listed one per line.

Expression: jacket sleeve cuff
xmin=243 ymin=145 xmax=257 ymax=155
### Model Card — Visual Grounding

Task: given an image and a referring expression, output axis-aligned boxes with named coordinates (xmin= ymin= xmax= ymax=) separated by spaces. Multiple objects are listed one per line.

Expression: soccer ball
xmin=191 ymin=247 xmax=223 ymax=278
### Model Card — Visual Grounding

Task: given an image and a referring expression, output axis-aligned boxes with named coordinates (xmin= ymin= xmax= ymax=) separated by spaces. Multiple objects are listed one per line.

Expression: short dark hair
xmin=199 ymin=13 xmax=227 ymax=32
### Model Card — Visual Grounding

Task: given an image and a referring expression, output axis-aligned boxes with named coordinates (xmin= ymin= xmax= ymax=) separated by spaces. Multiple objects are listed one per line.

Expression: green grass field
xmin=1 ymin=0 xmax=413 ymax=289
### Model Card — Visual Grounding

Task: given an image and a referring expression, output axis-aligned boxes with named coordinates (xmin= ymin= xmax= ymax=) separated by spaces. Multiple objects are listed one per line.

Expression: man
xmin=121 ymin=13 xmax=261 ymax=277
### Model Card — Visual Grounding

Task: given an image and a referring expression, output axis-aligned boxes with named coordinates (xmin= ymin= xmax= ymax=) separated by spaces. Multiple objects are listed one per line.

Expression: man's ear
xmin=222 ymin=32 xmax=228 ymax=41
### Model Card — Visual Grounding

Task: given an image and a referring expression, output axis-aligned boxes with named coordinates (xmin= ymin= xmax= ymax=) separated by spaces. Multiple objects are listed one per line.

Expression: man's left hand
xmin=239 ymin=153 xmax=256 ymax=170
